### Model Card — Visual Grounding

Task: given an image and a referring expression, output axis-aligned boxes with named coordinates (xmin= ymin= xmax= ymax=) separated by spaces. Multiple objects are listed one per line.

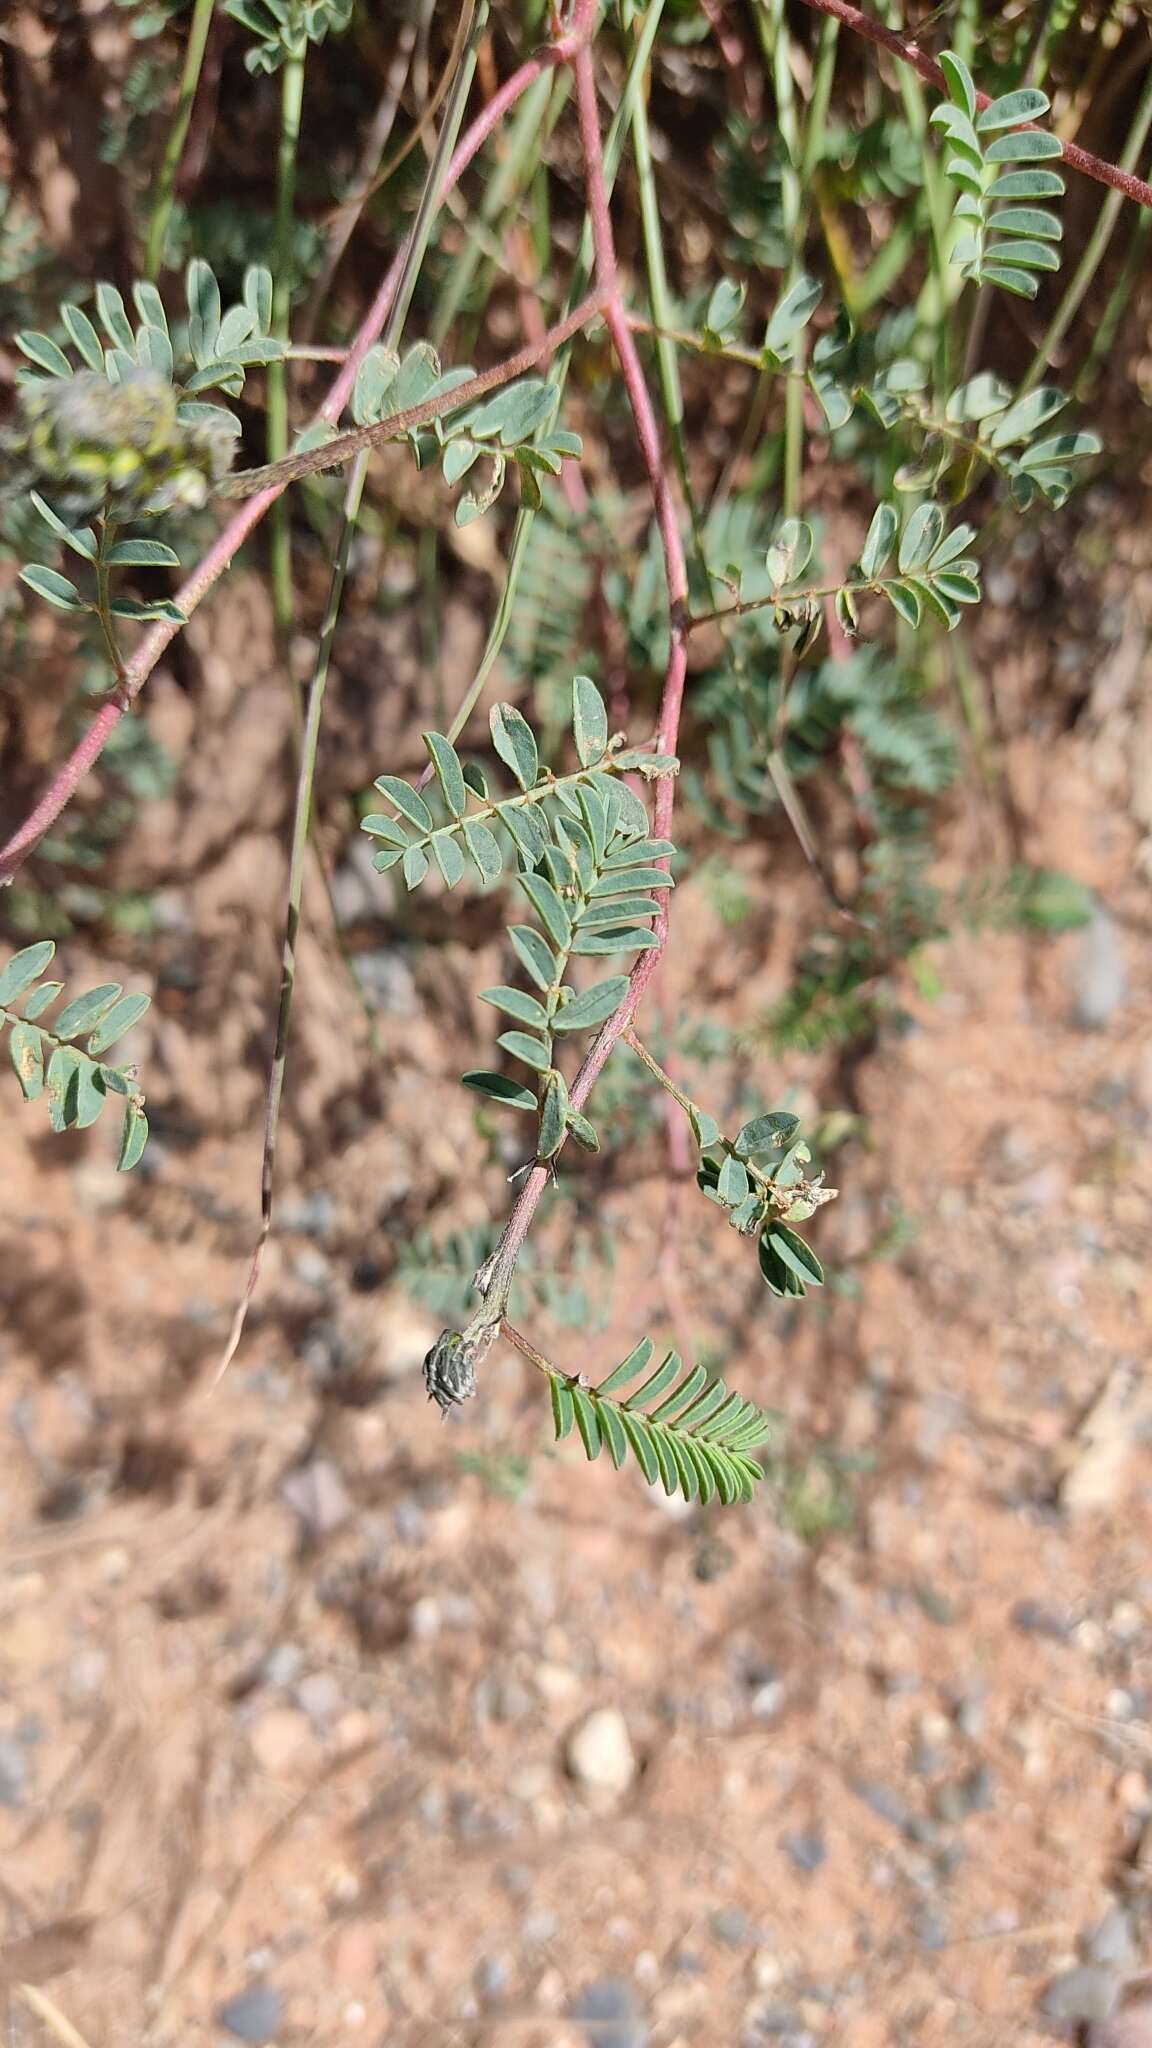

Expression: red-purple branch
xmin=794 ymin=0 xmax=1152 ymax=213
xmin=481 ymin=39 xmax=692 ymax=1284
xmin=0 ymin=5 xmax=599 ymax=887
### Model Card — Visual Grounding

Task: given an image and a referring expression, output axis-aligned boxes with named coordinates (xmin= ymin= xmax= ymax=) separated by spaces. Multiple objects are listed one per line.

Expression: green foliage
xmin=933 ymin=54 xmax=1064 ymax=299
xmin=755 ymin=858 xmax=1095 ymax=1055
xmin=400 ymin=1221 xmax=614 ymax=1332
xmin=225 ymin=0 xmax=353 ymax=74
xmin=691 ymin=1102 xmax=833 ymax=1296
xmin=365 ymin=675 xmax=675 ymax=1166
xmin=0 ymin=942 xmax=150 ymax=1168
xmin=350 ymin=346 xmax=582 ymax=525
xmin=548 ymin=1338 xmax=774 ymax=1506
xmin=10 ymin=261 xmax=284 ymax=632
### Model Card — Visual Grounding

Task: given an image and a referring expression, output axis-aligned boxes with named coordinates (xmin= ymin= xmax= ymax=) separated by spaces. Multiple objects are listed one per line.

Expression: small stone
xmin=249 ymin=1708 xmax=312 ymax=1775
xmin=710 ymin=1907 xmax=759 ymax=1946
xmin=0 ymin=1739 xmax=29 ymax=1809
xmin=280 ymin=1459 xmax=352 ymax=1539
xmin=1074 ymin=911 xmax=1127 ymax=1029
xmin=1041 ymin=1965 xmax=1122 ymax=2025
xmin=1012 ymin=1598 xmax=1069 ymax=1640
xmin=570 ymin=1978 xmax=647 ymax=2048
xmin=352 ymin=948 xmax=418 ymax=1015
xmin=279 ymin=1191 xmax=337 ymax=1238
xmin=294 ymin=1671 xmax=343 ymax=1727
xmin=934 ymin=1764 xmax=994 ymax=1824
xmin=1086 ymin=1904 xmax=1139 ymax=1970
xmin=216 ymin=1983 xmax=283 ymax=2043
xmin=474 ymin=1956 xmax=512 ymax=2005
xmin=782 ymin=1829 xmax=826 ymax=1873
xmin=565 ymin=1709 xmax=636 ymax=1804
xmin=853 ymin=1780 xmax=911 ymax=1830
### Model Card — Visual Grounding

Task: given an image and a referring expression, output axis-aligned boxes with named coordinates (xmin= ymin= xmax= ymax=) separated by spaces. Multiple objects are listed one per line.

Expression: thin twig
xmin=475 ymin=29 xmax=692 ymax=1317
xmin=794 ymin=0 xmax=1152 ymax=212
xmin=0 ymin=4 xmax=600 ymax=887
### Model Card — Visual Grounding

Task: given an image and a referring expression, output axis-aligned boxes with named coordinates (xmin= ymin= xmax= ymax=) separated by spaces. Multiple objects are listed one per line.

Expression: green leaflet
xmin=546 ymin=1345 xmax=773 ymax=1507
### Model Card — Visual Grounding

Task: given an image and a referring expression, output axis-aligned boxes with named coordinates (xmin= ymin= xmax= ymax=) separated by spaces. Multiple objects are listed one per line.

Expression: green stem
xmin=1021 ymin=61 xmax=1152 ymax=397
xmin=144 ymin=0 xmax=216 ymax=280
xmin=624 ymin=1026 xmax=697 ymax=1121
xmin=1076 ymin=206 xmax=1152 ymax=397
xmin=268 ymin=49 xmax=306 ymax=665
xmin=93 ymin=516 xmax=127 ymax=686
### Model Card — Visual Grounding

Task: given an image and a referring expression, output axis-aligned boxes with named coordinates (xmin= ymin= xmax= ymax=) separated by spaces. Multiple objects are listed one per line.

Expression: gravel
xmin=215 ymin=1983 xmax=283 ymax=2043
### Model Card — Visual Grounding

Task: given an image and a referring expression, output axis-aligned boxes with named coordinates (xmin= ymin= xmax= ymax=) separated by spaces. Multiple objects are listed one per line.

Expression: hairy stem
xmin=476 ymin=33 xmax=691 ymax=1320
xmin=0 ymin=3 xmax=600 ymax=888
xmin=1022 ymin=56 xmax=1152 ymax=396
xmin=794 ymin=0 xmax=1152 ymax=213
xmin=268 ymin=49 xmax=307 ymax=666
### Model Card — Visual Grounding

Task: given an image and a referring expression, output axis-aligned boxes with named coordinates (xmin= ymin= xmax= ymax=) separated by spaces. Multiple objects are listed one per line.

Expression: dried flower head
xmin=12 ymin=369 xmax=235 ymax=516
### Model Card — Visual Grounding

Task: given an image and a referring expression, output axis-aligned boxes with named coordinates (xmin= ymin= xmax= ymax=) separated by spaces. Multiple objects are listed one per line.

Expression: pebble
xmin=279 ymin=1191 xmax=337 ymax=1238
xmin=782 ymin=1828 xmax=826 ymax=1873
xmin=1074 ymin=911 xmax=1127 ymax=1029
xmin=565 ymin=1709 xmax=637 ymax=1804
xmin=474 ymin=1955 xmax=512 ymax=2004
xmin=280 ymin=1459 xmax=352 ymax=1539
xmin=1086 ymin=1904 xmax=1140 ymax=1970
xmin=710 ymin=1906 xmax=760 ymax=1947
xmin=0 ymin=1739 xmax=28 ymax=1809
xmin=1041 ymin=1965 xmax=1122 ymax=2024
xmin=215 ymin=1983 xmax=284 ymax=2043
xmin=1012 ymin=1598 xmax=1070 ymax=1640
xmin=351 ymin=948 xmax=418 ymax=1014
xmin=570 ymin=1978 xmax=647 ymax=2048
xmin=933 ymin=1765 xmax=994 ymax=1824
xmin=294 ymin=1671 xmax=344 ymax=1727
xmin=853 ymin=1780 xmax=912 ymax=1831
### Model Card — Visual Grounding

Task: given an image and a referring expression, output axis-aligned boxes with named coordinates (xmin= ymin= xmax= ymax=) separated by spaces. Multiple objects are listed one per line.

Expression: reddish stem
xmin=483 ymin=40 xmax=692 ymax=1283
xmin=0 ymin=4 xmax=600 ymax=886
xmin=795 ymin=0 xmax=1152 ymax=213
